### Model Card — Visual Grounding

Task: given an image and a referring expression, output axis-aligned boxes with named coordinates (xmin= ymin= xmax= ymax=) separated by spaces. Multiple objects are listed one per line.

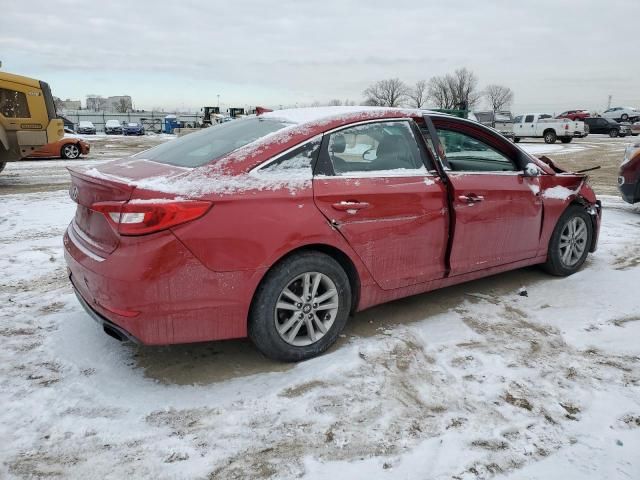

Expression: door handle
xmin=458 ymin=194 xmax=484 ymax=204
xmin=332 ymin=201 xmax=370 ymax=211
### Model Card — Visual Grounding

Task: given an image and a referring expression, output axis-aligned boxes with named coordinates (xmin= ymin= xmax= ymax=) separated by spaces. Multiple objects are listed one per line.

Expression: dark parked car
xmin=583 ymin=117 xmax=630 ymax=137
xmin=123 ymin=122 xmax=144 ymax=136
xmin=76 ymin=121 xmax=96 ymax=135
xmin=64 ymin=107 xmax=601 ymax=361
xmin=619 ymin=142 xmax=640 ymax=203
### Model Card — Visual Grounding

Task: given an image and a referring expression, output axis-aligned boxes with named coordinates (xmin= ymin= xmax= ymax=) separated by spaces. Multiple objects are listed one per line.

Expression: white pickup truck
xmin=513 ymin=113 xmax=588 ymax=144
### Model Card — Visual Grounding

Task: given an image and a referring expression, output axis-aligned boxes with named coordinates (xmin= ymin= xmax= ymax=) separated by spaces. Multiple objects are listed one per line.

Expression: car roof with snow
xmin=260 ymin=106 xmax=432 ymax=126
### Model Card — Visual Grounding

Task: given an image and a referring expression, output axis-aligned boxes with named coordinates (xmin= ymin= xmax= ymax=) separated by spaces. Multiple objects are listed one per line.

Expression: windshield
xmin=127 ymin=123 xmax=139 ymax=127
xmin=134 ymin=116 xmax=292 ymax=167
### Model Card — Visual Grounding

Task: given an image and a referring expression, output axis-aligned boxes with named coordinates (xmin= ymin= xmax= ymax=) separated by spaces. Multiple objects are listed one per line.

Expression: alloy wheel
xmin=559 ymin=217 xmax=588 ymax=267
xmin=274 ymin=272 xmax=339 ymax=346
xmin=63 ymin=144 xmax=80 ymax=159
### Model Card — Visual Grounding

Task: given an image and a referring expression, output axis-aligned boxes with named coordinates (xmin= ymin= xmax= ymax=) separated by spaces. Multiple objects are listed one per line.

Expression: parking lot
xmin=1 ymin=134 xmax=639 ymax=478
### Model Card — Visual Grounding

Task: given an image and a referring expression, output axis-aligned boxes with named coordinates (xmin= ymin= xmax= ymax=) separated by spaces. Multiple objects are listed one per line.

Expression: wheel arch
xmin=249 ymin=243 xmax=361 ymax=319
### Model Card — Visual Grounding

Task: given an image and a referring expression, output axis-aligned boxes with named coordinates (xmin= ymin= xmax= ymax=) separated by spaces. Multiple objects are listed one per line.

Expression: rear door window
xmin=323 ymin=121 xmax=426 ymax=176
xmin=524 ymin=115 xmax=534 ymax=123
xmin=0 ymin=88 xmax=30 ymax=118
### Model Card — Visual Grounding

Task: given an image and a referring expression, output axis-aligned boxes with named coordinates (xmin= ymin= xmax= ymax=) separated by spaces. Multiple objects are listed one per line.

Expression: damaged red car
xmin=64 ymin=107 xmax=602 ymax=361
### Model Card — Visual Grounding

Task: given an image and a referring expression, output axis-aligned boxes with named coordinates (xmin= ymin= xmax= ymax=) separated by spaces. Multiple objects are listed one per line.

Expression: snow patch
xmin=542 ymin=185 xmax=576 ymax=200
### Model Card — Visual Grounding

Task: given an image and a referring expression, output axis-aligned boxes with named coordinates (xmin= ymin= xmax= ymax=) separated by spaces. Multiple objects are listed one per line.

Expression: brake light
xmin=91 ymin=200 xmax=212 ymax=235
xmin=565 ymin=123 xmax=569 ymax=130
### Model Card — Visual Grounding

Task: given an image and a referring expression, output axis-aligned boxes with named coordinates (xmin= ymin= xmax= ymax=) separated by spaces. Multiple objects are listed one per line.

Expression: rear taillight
xmin=91 ymin=200 xmax=212 ymax=236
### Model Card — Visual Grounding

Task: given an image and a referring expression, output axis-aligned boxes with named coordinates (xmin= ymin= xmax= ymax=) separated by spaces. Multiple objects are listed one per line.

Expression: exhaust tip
xmin=103 ymin=324 xmax=126 ymax=342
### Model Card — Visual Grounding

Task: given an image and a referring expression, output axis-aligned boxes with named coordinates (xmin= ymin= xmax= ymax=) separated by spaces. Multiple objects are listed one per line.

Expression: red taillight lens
xmin=92 ymin=200 xmax=212 ymax=236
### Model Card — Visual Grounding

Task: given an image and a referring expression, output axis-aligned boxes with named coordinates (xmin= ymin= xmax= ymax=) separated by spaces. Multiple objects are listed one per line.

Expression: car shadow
xmin=134 ymin=266 xmax=552 ymax=386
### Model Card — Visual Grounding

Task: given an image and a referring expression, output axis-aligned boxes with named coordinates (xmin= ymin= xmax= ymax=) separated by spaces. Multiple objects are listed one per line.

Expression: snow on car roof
xmin=260 ymin=106 xmax=430 ymax=125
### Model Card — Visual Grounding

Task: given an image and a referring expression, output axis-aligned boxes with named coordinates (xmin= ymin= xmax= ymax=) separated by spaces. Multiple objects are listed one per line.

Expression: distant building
xmin=105 ymin=95 xmax=133 ymax=113
xmin=85 ymin=94 xmax=133 ymax=112
xmin=53 ymin=97 xmax=82 ymax=112
xmin=86 ymin=95 xmax=106 ymax=111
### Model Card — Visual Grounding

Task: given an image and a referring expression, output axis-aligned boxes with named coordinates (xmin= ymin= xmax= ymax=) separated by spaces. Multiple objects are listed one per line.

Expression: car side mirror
xmin=523 ymin=163 xmax=540 ymax=177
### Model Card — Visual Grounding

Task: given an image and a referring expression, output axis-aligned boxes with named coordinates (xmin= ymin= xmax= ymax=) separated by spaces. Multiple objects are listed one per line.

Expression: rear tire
xmin=0 ymin=161 xmax=6 ymax=173
xmin=514 ymin=137 xmax=521 ymax=143
xmin=61 ymin=143 xmax=81 ymax=159
xmin=248 ymin=252 xmax=352 ymax=362
xmin=621 ymin=114 xmax=629 ymax=121
xmin=609 ymin=129 xmax=619 ymax=138
xmin=542 ymin=205 xmax=593 ymax=276
xmin=560 ymin=137 xmax=573 ymax=144
xmin=544 ymin=130 xmax=557 ymax=144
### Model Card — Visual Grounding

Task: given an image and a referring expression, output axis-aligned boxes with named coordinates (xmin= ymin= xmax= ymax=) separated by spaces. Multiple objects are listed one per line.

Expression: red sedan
xmin=556 ymin=110 xmax=591 ymax=121
xmin=64 ymin=107 xmax=601 ymax=361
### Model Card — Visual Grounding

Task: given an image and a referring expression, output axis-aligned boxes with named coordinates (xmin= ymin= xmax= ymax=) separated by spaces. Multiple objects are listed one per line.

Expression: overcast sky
xmin=2 ymin=0 xmax=638 ymax=113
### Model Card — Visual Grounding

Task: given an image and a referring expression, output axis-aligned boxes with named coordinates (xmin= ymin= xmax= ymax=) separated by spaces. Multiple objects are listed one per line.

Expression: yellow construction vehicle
xmin=0 ymin=71 xmax=63 ymax=171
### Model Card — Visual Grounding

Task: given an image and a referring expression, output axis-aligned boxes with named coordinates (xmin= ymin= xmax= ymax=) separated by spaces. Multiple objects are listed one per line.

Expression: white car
xmin=104 ymin=119 xmax=123 ymax=135
xmin=601 ymin=107 xmax=640 ymax=122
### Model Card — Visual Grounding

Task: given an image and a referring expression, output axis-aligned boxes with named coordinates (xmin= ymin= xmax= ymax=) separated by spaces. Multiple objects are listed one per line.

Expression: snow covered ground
xmin=1 ymin=187 xmax=639 ymax=479
xmin=1 ymin=135 xmax=639 ymax=478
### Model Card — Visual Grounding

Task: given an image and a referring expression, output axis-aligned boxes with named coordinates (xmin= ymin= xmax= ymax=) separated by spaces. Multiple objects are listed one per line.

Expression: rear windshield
xmin=134 ymin=117 xmax=292 ymax=167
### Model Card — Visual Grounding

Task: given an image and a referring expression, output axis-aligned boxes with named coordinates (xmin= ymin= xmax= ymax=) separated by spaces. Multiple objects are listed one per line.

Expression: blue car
xmin=123 ymin=122 xmax=145 ymax=136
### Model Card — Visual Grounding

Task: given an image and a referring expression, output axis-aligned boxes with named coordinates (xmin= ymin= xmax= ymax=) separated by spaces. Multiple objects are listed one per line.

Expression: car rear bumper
xmin=63 ymin=224 xmax=266 ymax=345
xmin=70 ymin=276 xmax=141 ymax=343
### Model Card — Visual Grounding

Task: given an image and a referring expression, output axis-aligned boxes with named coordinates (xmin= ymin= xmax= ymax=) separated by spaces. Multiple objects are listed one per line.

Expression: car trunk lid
xmin=67 ymin=159 xmax=190 ymax=256
xmin=68 ymin=166 xmax=134 ymax=256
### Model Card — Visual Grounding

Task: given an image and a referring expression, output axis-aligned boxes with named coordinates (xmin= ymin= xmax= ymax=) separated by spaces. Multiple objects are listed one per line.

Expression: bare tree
xmin=408 ymin=80 xmax=428 ymax=108
xmin=327 ymin=99 xmax=343 ymax=106
xmin=115 ymin=98 xmax=130 ymax=113
xmin=363 ymin=78 xmax=410 ymax=107
xmin=427 ymin=67 xmax=481 ymax=110
xmin=484 ymin=84 xmax=514 ymax=111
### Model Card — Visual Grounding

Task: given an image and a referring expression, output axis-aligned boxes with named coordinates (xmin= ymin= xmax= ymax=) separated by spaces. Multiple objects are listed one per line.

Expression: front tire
xmin=609 ymin=129 xmax=619 ymax=138
xmin=249 ymin=252 xmax=352 ymax=362
xmin=61 ymin=143 xmax=81 ymax=159
xmin=514 ymin=137 xmax=521 ymax=143
xmin=543 ymin=205 xmax=593 ymax=276
xmin=0 ymin=161 xmax=6 ymax=173
xmin=621 ymin=114 xmax=629 ymax=121
xmin=544 ymin=130 xmax=557 ymax=144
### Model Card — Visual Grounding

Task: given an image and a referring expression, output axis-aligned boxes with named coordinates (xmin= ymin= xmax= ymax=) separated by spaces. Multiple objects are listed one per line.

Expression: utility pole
xmin=607 ymin=95 xmax=612 ymax=109
xmin=217 ymin=94 xmax=220 ymax=109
